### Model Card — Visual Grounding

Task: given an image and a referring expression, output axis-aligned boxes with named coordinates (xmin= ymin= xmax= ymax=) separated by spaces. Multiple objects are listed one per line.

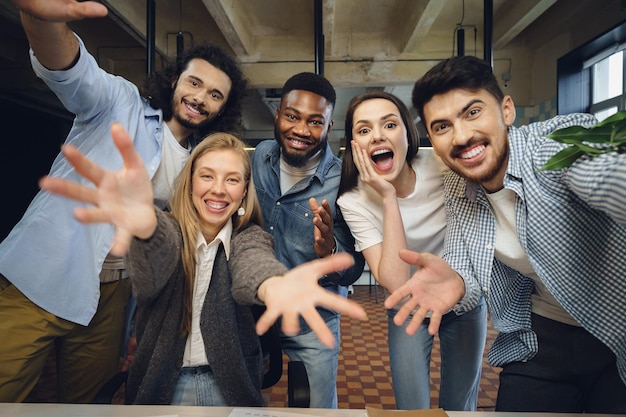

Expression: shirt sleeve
xmin=337 ymin=190 xmax=382 ymax=252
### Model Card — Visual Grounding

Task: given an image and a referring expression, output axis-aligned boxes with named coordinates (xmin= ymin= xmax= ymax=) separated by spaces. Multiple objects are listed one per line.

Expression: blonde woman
xmin=40 ymin=124 xmax=366 ymax=406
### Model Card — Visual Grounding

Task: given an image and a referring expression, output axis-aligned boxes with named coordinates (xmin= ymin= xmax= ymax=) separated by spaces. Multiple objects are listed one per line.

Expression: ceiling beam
xmin=402 ymin=0 xmax=449 ymax=53
xmin=493 ymin=0 xmax=557 ymax=49
xmin=201 ymin=0 xmax=252 ymax=56
xmin=322 ymin=0 xmax=336 ymax=56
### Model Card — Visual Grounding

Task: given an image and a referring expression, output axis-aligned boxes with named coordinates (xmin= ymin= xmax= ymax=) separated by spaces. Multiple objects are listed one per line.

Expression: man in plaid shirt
xmin=386 ymin=55 xmax=626 ymax=413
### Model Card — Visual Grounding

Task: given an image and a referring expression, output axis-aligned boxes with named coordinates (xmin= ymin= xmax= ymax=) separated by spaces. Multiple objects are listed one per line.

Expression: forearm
xmin=376 ymin=194 xmax=409 ymax=292
xmin=20 ymin=11 xmax=79 ymax=70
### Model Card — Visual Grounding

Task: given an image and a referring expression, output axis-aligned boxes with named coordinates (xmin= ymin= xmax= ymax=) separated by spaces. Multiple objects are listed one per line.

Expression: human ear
xmin=502 ymin=95 xmax=516 ymax=126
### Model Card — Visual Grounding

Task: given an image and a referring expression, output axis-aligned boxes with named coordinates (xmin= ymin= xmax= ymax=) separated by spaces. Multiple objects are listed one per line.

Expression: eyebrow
xmin=284 ymin=106 xmax=326 ymax=120
xmin=186 ymin=75 xmax=225 ymax=98
xmin=355 ymin=112 xmax=398 ymax=126
xmin=428 ymin=99 xmax=484 ymax=130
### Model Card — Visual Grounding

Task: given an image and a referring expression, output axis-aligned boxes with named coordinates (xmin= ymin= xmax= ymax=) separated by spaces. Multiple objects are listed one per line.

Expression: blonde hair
xmin=168 ymin=132 xmax=263 ymax=336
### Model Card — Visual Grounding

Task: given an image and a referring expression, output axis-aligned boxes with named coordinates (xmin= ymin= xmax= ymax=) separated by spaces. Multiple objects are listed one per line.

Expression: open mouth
xmin=370 ymin=148 xmax=394 ymax=171
xmin=205 ymin=200 xmax=228 ymax=212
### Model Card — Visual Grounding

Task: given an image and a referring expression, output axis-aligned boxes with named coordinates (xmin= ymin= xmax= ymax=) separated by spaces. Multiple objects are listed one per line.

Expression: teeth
xmin=460 ymin=145 xmax=485 ymax=159
xmin=185 ymin=102 xmax=202 ymax=114
xmin=290 ymin=138 xmax=309 ymax=145
xmin=372 ymin=149 xmax=392 ymax=156
xmin=207 ymin=201 xmax=227 ymax=210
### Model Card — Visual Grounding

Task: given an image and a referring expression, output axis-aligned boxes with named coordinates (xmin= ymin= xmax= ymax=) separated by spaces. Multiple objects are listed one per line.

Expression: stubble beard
xmin=450 ymin=140 xmax=509 ymax=185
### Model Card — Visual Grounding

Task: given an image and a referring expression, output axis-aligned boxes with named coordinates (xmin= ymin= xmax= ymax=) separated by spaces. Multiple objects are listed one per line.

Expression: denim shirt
xmin=0 ymin=34 xmax=164 ymax=325
xmin=444 ymin=113 xmax=626 ymax=385
xmin=252 ymin=140 xmax=364 ymax=333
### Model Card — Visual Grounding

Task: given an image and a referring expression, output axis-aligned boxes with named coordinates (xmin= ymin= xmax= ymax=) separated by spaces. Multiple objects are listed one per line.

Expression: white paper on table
xmin=229 ymin=408 xmax=342 ymax=417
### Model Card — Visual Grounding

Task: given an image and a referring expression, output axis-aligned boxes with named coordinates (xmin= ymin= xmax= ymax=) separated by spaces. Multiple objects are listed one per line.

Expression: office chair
xmin=257 ymin=310 xmax=310 ymax=408
xmin=92 ymin=306 xmax=310 ymax=407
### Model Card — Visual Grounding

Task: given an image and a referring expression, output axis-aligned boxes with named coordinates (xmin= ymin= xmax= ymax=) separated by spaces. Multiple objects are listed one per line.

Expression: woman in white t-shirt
xmin=337 ymin=91 xmax=487 ymax=410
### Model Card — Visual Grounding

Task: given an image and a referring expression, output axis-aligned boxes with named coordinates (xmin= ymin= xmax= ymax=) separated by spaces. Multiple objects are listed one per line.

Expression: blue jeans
xmin=281 ymin=315 xmax=340 ymax=408
xmin=388 ymin=297 xmax=487 ymax=410
xmin=171 ymin=366 xmax=227 ymax=406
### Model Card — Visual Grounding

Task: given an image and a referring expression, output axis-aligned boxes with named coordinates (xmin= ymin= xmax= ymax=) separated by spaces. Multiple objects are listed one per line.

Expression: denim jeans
xmin=388 ymin=297 xmax=487 ymax=410
xmin=281 ymin=315 xmax=340 ymax=408
xmin=171 ymin=366 xmax=227 ymax=406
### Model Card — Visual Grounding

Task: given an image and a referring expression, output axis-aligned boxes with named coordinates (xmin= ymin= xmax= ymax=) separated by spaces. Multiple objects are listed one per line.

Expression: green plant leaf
xmin=541 ymin=110 xmax=626 ymax=170
xmin=548 ymin=124 xmax=617 ymax=144
xmin=540 ymin=146 xmax=587 ymax=171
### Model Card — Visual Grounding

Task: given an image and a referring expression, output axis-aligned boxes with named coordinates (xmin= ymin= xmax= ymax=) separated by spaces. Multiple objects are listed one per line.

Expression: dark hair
xmin=141 ymin=43 xmax=249 ymax=136
xmin=338 ymin=91 xmax=420 ymax=197
xmin=281 ymin=72 xmax=336 ymax=108
xmin=412 ymin=55 xmax=504 ymax=126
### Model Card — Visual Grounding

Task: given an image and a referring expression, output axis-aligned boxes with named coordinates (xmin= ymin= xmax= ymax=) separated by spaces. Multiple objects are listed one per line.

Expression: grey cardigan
xmin=124 ymin=209 xmax=287 ymax=405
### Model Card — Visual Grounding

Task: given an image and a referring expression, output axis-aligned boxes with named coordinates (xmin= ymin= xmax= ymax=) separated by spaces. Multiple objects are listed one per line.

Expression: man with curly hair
xmin=0 ymin=0 xmax=248 ymax=403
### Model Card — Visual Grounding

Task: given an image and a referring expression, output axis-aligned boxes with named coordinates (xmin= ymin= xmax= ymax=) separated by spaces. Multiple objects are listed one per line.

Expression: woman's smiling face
xmin=191 ymin=149 xmax=246 ymax=241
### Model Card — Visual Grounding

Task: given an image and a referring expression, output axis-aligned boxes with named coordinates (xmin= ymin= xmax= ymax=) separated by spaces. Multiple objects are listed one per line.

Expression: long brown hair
xmin=168 ymin=132 xmax=263 ymax=336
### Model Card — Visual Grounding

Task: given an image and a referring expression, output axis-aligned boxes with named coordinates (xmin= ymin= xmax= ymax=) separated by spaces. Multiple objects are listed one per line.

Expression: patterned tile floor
xmin=263 ymin=285 xmax=501 ymax=410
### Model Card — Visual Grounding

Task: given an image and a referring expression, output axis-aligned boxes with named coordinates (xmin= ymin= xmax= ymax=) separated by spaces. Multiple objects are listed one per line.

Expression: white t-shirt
xmin=486 ymin=188 xmax=580 ymax=326
xmin=337 ymin=148 xmax=448 ymax=277
xmin=151 ymin=124 xmax=191 ymax=202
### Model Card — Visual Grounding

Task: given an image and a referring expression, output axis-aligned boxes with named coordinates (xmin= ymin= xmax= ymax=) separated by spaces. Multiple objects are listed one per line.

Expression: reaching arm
xmin=13 ymin=0 xmax=107 ymax=70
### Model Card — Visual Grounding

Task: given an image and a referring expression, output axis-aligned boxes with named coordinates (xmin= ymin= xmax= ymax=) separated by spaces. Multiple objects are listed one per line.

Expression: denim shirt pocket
xmin=282 ymin=201 xmax=315 ymax=260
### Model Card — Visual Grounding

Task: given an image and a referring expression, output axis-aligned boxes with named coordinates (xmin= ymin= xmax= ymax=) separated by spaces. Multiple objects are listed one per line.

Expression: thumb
xmin=299 ymin=252 xmax=354 ymax=278
xmin=398 ymin=248 xmax=425 ymax=267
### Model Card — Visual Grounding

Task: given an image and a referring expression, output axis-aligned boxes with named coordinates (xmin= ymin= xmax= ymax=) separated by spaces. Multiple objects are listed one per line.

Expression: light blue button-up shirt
xmin=0 ymin=35 xmax=164 ymax=325
xmin=445 ymin=113 xmax=626 ymax=385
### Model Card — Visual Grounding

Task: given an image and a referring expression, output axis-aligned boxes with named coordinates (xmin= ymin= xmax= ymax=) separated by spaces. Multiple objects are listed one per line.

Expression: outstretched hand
xmin=39 ymin=123 xmax=156 ymax=256
xmin=255 ymin=253 xmax=367 ymax=348
xmin=12 ymin=0 xmax=107 ymax=21
xmin=384 ymin=249 xmax=465 ymax=336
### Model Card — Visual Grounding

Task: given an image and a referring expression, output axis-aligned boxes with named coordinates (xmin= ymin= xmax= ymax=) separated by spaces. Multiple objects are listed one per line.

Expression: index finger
xmin=110 ymin=123 xmax=146 ymax=172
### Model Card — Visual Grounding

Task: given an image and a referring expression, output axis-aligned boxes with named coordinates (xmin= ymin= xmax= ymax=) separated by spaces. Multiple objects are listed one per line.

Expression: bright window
xmin=590 ymin=50 xmax=625 ymax=121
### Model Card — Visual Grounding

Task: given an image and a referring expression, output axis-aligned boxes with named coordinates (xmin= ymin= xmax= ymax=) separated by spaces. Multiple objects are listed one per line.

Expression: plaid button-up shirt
xmin=445 ymin=113 xmax=626 ymax=385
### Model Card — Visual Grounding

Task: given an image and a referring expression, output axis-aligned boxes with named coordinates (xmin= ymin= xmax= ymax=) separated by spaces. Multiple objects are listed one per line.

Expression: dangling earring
xmin=237 ymin=206 xmax=245 ymax=216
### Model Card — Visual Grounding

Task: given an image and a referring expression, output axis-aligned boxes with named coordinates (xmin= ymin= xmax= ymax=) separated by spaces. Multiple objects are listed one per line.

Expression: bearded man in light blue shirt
xmin=0 ymin=0 xmax=247 ymax=403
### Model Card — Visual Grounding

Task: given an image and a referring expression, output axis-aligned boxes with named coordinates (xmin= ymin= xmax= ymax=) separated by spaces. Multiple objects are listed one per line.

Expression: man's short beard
xmin=275 ymin=127 xmax=327 ymax=168
xmin=452 ymin=141 xmax=509 ymax=185
xmin=174 ymin=111 xmax=217 ymax=131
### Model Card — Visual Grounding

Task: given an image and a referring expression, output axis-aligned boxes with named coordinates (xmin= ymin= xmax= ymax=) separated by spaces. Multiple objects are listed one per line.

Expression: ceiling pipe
xmin=457 ymin=27 xmax=465 ymax=56
xmin=483 ymin=0 xmax=493 ymax=68
xmin=314 ymin=0 xmax=324 ymax=75
xmin=147 ymin=0 xmax=156 ymax=75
